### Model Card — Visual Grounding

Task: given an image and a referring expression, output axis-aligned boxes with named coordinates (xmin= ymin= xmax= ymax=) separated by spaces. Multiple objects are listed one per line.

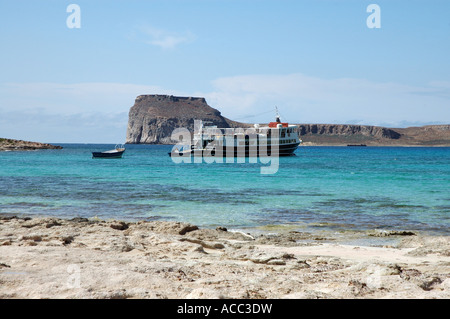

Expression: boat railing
xmin=115 ymin=144 xmax=125 ymax=151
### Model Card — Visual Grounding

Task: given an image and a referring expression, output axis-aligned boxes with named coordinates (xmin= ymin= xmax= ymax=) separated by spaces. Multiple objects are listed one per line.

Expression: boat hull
xmin=169 ymin=142 xmax=299 ymax=157
xmin=92 ymin=150 xmax=125 ymax=158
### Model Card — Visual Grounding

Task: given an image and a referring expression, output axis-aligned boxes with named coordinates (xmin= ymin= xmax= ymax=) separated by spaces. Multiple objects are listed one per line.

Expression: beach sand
xmin=0 ymin=216 xmax=449 ymax=299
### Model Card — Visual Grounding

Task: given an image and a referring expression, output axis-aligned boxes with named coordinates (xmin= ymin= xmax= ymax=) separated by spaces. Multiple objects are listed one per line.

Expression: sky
xmin=0 ymin=0 xmax=449 ymax=143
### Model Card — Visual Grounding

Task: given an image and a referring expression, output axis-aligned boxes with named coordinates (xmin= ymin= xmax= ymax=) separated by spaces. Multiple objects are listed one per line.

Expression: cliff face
xmin=126 ymin=95 xmax=246 ymax=144
xmin=297 ymin=124 xmax=450 ymax=146
xmin=298 ymin=124 xmax=401 ymax=139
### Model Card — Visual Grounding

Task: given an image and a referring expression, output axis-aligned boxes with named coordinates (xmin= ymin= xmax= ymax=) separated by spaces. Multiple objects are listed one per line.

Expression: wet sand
xmin=0 ymin=216 xmax=449 ymax=299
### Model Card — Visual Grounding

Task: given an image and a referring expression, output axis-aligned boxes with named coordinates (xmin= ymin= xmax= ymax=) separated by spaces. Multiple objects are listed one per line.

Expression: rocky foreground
xmin=0 ymin=216 xmax=449 ymax=299
xmin=0 ymin=138 xmax=62 ymax=151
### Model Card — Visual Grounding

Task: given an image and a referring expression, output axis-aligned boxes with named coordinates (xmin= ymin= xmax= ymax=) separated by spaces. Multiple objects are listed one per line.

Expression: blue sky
xmin=1 ymin=0 xmax=449 ymax=143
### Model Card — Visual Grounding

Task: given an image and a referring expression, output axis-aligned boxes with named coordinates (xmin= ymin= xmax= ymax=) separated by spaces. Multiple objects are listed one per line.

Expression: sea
xmin=0 ymin=144 xmax=449 ymax=239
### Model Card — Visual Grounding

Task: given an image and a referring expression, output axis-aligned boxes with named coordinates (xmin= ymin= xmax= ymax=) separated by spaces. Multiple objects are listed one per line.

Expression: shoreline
xmin=3 ymin=212 xmax=446 ymax=247
xmin=1 ymin=216 xmax=449 ymax=299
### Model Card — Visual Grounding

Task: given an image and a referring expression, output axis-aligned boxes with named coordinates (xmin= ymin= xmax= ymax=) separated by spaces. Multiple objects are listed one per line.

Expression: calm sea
xmin=0 ymin=144 xmax=449 ymax=236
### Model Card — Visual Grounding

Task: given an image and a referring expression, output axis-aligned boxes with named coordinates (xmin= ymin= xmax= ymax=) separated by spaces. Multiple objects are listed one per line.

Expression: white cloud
xmin=135 ymin=25 xmax=195 ymax=50
xmin=198 ymin=74 xmax=450 ymax=126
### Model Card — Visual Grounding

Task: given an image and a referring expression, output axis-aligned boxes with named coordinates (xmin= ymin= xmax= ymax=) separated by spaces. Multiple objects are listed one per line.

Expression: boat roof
xmin=202 ymin=123 xmax=297 ymax=129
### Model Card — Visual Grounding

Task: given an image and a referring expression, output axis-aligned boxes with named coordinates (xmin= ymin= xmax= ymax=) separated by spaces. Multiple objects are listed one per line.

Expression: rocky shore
xmin=0 ymin=138 xmax=62 ymax=151
xmin=0 ymin=216 xmax=448 ymax=299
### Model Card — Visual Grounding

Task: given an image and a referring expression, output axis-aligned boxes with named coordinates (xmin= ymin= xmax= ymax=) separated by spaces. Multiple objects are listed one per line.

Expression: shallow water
xmin=0 ymin=144 xmax=449 ymax=235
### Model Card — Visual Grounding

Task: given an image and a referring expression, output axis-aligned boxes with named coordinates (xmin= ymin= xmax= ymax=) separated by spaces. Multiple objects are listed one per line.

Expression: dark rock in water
xmin=70 ymin=217 xmax=90 ymax=223
xmin=367 ymin=230 xmax=416 ymax=237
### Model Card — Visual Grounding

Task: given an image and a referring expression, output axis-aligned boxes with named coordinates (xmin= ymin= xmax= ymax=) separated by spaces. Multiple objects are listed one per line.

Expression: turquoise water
xmin=0 ymin=144 xmax=449 ymax=235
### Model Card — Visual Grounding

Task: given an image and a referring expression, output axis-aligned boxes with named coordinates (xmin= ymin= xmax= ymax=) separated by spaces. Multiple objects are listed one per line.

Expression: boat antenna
xmin=275 ymin=106 xmax=281 ymax=123
xmin=233 ymin=108 xmax=278 ymax=121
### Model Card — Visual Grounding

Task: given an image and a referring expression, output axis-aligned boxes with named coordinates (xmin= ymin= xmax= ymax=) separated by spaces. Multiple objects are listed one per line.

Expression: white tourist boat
xmin=170 ymin=110 xmax=302 ymax=157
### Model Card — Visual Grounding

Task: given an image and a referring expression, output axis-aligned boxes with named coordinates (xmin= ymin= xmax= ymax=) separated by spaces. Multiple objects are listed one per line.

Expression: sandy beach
xmin=0 ymin=216 xmax=449 ymax=299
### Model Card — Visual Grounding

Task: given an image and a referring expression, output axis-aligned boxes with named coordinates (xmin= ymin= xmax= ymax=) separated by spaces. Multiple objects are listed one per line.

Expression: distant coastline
xmin=301 ymin=143 xmax=450 ymax=147
xmin=295 ymin=124 xmax=450 ymax=147
xmin=0 ymin=138 xmax=62 ymax=151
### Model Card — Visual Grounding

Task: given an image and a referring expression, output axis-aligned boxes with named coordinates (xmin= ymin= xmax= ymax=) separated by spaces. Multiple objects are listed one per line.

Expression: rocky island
xmin=0 ymin=138 xmax=62 ymax=151
xmin=126 ymin=95 xmax=450 ymax=146
xmin=126 ymin=95 xmax=248 ymax=144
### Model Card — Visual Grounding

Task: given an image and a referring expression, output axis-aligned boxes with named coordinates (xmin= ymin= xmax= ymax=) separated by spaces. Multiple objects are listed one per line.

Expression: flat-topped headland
xmin=126 ymin=95 xmax=249 ymax=145
xmin=0 ymin=138 xmax=62 ymax=151
xmin=125 ymin=95 xmax=450 ymax=146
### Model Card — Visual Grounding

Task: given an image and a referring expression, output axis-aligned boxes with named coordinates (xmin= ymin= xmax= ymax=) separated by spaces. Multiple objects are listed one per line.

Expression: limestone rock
xmin=126 ymin=95 xmax=247 ymax=144
xmin=110 ymin=221 xmax=129 ymax=231
xmin=298 ymin=124 xmax=401 ymax=139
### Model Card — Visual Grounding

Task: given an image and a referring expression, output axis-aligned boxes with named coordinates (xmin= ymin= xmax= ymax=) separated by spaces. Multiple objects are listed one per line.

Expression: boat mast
xmin=275 ymin=106 xmax=281 ymax=123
